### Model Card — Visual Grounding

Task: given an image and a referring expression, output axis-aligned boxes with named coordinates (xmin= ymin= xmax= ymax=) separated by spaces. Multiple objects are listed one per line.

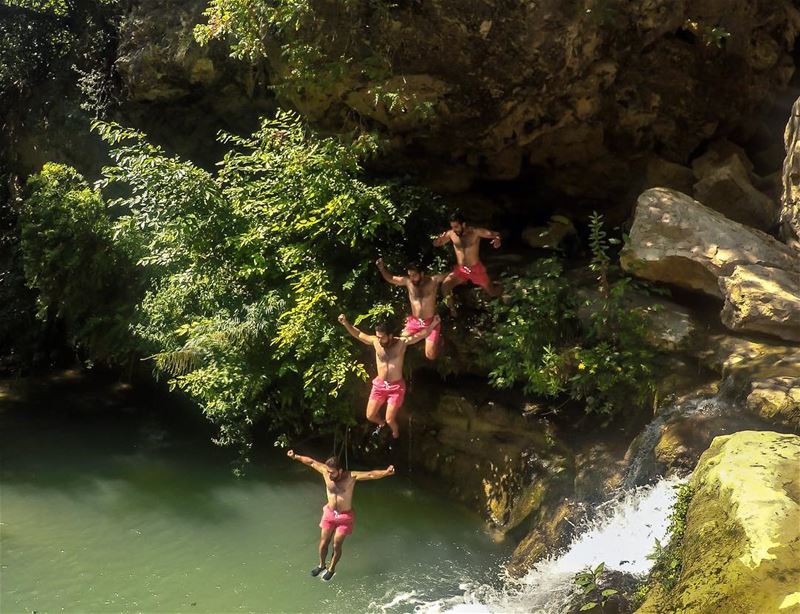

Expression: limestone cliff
xmin=114 ymin=0 xmax=800 ymax=199
xmin=638 ymin=431 xmax=800 ymax=614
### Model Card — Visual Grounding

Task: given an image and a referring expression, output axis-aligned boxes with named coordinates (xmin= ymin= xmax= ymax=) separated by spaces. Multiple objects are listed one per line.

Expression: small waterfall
xmin=388 ymin=476 xmax=684 ymax=614
xmin=622 ymin=395 xmax=728 ymax=489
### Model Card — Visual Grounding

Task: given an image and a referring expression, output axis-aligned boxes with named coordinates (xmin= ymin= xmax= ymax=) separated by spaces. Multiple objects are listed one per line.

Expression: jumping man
xmin=376 ymin=258 xmax=445 ymax=360
xmin=287 ymin=449 xmax=394 ymax=582
xmin=433 ymin=210 xmax=502 ymax=315
xmin=338 ymin=313 xmax=441 ymax=440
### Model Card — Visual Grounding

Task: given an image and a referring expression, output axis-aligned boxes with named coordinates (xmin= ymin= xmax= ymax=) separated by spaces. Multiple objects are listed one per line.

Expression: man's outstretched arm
xmin=476 ymin=227 xmax=502 ymax=248
xmin=404 ymin=314 xmax=441 ymax=345
xmin=432 ymin=230 xmax=452 ymax=247
xmin=351 ymin=465 xmax=395 ymax=481
xmin=287 ymin=449 xmax=326 ymax=473
xmin=376 ymin=257 xmax=407 ymax=286
xmin=338 ymin=314 xmax=374 ymax=345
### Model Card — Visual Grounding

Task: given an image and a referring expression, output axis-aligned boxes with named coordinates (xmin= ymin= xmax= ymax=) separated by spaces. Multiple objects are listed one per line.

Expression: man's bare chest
xmin=452 ymin=233 xmax=478 ymax=250
xmin=408 ymin=280 xmax=434 ymax=302
xmin=326 ymin=477 xmax=354 ymax=496
xmin=375 ymin=342 xmax=403 ymax=362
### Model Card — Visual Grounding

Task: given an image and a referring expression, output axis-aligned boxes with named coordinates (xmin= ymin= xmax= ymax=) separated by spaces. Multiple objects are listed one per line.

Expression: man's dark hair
xmin=407 ymin=261 xmax=425 ymax=273
xmin=375 ymin=318 xmax=397 ymax=335
xmin=325 ymin=456 xmax=341 ymax=470
xmin=449 ymin=210 xmax=466 ymax=224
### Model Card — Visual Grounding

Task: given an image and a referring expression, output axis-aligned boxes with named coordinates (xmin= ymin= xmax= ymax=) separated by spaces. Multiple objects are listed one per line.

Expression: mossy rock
xmin=638 ymin=431 xmax=800 ymax=613
xmin=746 ymin=378 xmax=800 ymax=432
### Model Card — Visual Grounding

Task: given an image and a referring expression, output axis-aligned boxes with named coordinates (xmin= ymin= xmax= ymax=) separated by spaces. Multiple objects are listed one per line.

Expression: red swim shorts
xmin=319 ymin=505 xmax=355 ymax=535
xmin=368 ymin=377 xmax=406 ymax=409
xmin=403 ymin=315 xmax=441 ymax=346
xmin=452 ymin=261 xmax=490 ymax=289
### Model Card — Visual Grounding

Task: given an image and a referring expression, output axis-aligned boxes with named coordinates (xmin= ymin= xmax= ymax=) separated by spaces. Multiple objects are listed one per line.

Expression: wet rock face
xmin=746 ymin=377 xmax=800 ymax=432
xmin=113 ymin=0 xmax=800 ymax=197
xmin=781 ymin=97 xmax=800 ymax=246
xmin=638 ymin=431 xmax=800 ymax=614
xmin=719 ymin=264 xmax=800 ymax=342
xmin=409 ymin=389 xmax=573 ymax=532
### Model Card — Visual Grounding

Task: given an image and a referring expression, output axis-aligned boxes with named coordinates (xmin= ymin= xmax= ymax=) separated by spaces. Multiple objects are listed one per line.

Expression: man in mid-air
xmin=286 ymin=449 xmax=394 ymax=582
xmin=338 ymin=312 xmax=440 ymax=441
xmin=433 ymin=210 xmax=502 ymax=315
xmin=376 ymin=258 xmax=445 ymax=360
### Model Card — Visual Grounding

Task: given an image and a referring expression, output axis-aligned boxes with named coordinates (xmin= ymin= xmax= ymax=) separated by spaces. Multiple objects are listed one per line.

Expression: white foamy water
xmin=398 ymin=476 xmax=684 ymax=614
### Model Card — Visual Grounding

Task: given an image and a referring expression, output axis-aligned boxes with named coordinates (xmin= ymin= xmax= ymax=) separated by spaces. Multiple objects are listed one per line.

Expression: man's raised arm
xmin=376 ymin=257 xmax=407 ymax=286
xmin=404 ymin=314 xmax=441 ymax=345
xmin=338 ymin=314 xmax=374 ymax=345
xmin=352 ymin=465 xmax=395 ymax=481
xmin=432 ymin=230 xmax=452 ymax=247
xmin=476 ymin=227 xmax=502 ymax=248
xmin=287 ymin=449 xmax=325 ymax=473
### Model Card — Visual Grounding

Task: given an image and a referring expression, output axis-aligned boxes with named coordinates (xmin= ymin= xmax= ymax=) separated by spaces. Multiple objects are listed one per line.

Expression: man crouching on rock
xmin=287 ymin=450 xmax=394 ymax=582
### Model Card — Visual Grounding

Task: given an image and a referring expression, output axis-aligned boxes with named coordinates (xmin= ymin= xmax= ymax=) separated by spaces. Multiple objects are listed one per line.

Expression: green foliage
xmin=19 ymin=163 xmax=137 ymax=361
xmin=485 ymin=214 xmax=658 ymax=419
xmin=0 ymin=0 xmax=119 ymax=104
xmin=78 ymin=111 xmax=440 ymax=452
xmin=645 ymin=482 xmax=694 ymax=591
xmin=194 ymin=0 xmax=436 ymax=121
xmin=574 ymin=562 xmax=618 ymax=611
xmin=0 ymin=0 xmax=75 ymax=96
xmin=684 ymin=19 xmax=731 ymax=48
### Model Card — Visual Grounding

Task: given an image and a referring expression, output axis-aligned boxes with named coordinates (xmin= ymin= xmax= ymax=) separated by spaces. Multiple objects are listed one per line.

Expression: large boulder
xmin=719 ymin=264 xmax=800 ymax=342
xmin=691 ymin=333 xmax=800 ymax=380
xmin=637 ymin=431 xmax=800 ymax=613
xmin=693 ymin=155 xmax=778 ymax=230
xmin=691 ymin=138 xmax=755 ymax=179
xmin=746 ymin=377 xmax=800 ymax=432
xmin=621 ymin=188 xmax=800 ymax=297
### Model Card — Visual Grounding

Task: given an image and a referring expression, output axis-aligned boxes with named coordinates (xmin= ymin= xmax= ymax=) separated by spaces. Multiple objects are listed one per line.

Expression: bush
xmin=19 ymin=163 xmax=137 ymax=362
xmin=18 ymin=112 xmax=445 ymax=457
xmin=485 ymin=214 xmax=658 ymax=419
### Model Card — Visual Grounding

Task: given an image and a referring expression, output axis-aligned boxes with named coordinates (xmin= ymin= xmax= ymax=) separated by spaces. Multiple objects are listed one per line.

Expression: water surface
xmin=0 ymin=373 xmax=508 ymax=613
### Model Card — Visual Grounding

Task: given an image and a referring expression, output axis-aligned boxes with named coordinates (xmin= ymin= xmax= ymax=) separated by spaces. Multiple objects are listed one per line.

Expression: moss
xmin=637 ymin=431 xmax=800 ymax=614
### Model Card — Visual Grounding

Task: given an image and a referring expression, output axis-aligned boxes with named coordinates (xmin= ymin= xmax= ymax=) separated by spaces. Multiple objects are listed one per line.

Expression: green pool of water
xmin=0 ymin=374 xmax=508 ymax=613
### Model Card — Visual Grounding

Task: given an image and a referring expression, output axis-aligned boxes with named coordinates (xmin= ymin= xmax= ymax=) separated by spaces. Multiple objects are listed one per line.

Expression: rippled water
xmin=413 ymin=477 xmax=683 ymax=613
xmin=0 ymin=374 xmax=508 ymax=613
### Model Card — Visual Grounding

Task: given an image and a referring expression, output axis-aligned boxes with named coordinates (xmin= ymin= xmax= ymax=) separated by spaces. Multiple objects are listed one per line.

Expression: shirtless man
xmin=286 ymin=449 xmax=394 ymax=582
xmin=375 ymin=258 xmax=446 ymax=360
xmin=338 ymin=312 xmax=441 ymax=440
xmin=433 ymin=210 xmax=502 ymax=315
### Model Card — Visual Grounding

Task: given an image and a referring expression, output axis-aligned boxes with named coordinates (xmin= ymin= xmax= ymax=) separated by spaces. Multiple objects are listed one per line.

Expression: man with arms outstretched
xmin=375 ymin=258 xmax=445 ymax=360
xmin=433 ymin=210 xmax=502 ymax=315
xmin=287 ymin=450 xmax=394 ymax=582
xmin=338 ymin=312 xmax=440 ymax=441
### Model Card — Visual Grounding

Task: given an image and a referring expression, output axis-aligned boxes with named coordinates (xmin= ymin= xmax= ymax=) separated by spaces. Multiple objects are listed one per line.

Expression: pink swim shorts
xmin=452 ymin=261 xmax=491 ymax=289
xmin=368 ymin=377 xmax=406 ymax=410
xmin=403 ymin=315 xmax=441 ymax=346
xmin=319 ymin=504 xmax=355 ymax=535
